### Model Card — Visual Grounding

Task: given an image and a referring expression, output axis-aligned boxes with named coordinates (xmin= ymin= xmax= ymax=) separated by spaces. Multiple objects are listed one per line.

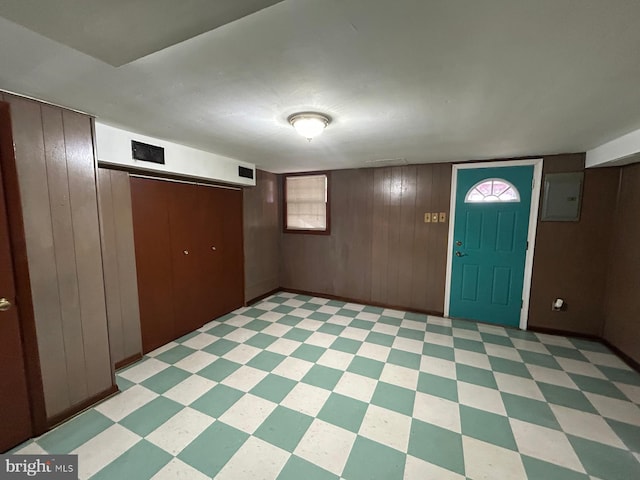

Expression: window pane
xmin=477 ymin=181 xmax=493 ymax=196
xmin=492 ymin=180 xmax=510 ymax=196
xmin=467 ymin=189 xmax=484 ymax=202
xmin=498 ymin=187 xmax=519 ymax=201
xmin=286 ymin=175 xmax=326 ymax=202
xmin=465 ymin=178 xmax=520 ymax=203
xmin=285 ymin=174 xmax=328 ymax=231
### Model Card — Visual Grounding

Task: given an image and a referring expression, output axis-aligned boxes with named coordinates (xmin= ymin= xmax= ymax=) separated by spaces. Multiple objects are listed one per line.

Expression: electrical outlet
xmin=431 ymin=213 xmax=439 ymax=223
xmin=552 ymin=298 xmax=565 ymax=311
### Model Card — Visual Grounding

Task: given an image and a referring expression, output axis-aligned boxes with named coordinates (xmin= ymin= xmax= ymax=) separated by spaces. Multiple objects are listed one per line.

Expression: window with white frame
xmin=284 ymin=174 xmax=329 ymax=233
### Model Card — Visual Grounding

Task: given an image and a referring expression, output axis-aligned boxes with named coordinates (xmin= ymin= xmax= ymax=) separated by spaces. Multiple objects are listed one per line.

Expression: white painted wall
xmin=586 ymin=127 xmax=640 ymax=168
xmin=95 ymin=122 xmax=256 ymax=186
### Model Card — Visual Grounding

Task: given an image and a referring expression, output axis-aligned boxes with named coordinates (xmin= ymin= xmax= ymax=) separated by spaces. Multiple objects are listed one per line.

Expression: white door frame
xmin=443 ymin=158 xmax=544 ymax=330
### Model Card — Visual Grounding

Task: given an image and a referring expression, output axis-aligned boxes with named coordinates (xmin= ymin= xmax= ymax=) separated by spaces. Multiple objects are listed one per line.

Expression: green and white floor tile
xmin=13 ymin=292 xmax=640 ymax=479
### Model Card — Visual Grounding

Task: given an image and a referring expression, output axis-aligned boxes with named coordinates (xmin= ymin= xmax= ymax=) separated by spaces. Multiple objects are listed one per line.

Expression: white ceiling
xmin=0 ymin=0 xmax=285 ymax=66
xmin=1 ymin=0 xmax=640 ymax=173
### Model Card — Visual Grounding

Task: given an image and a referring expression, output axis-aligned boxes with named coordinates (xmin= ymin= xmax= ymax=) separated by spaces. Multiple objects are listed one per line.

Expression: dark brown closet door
xmin=0 ymin=111 xmax=32 ymax=451
xmin=131 ymin=178 xmax=245 ymax=351
xmin=219 ymin=188 xmax=245 ymax=313
xmin=198 ymin=186 xmax=226 ymax=322
xmin=167 ymin=181 xmax=207 ymax=336
xmin=130 ymin=177 xmax=175 ymax=353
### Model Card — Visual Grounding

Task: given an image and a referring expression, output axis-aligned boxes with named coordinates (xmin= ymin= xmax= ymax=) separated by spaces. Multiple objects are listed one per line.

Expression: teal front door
xmin=449 ymin=165 xmax=534 ymax=327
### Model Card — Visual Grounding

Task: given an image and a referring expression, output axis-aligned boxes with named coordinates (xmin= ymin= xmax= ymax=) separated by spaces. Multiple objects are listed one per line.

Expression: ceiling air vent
xmin=364 ymin=157 xmax=408 ymax=167
xmin=131 ymin=140 xmax=165 ymax=164
xmin=238 ymin=166 xmax=254 ymax=179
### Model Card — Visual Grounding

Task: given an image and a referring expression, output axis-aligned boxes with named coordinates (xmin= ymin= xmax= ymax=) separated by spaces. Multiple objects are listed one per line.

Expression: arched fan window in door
xmin=465 ymin=178 xmax=521 ymax=203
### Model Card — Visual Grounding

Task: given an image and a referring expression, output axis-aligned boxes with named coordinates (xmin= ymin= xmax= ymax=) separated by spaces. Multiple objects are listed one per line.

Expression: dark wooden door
xmin=219 ymin=188 xmax=245 ymax=314
xmin=0 ymin=135 xmax=32 ymax=451
xmin=168 ymin=181 xmax=207 ymax=335
xmin=131 ymin=178 xmax=245 ymax=352
xmin=198 ymin=186 xmax=226 ymax=323
xmin=130 ymin=177 xmax=175 ymax=353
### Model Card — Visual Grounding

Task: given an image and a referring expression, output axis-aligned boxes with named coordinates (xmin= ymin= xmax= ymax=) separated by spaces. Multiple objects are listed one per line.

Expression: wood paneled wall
xmin=2 ymin=93 xmax=114 ymax=420
xmin=603 ymin=163 xmax=640 ymax=364
xmin=278 ymin=155 xmax=624 ymax=334
xmin=97 ymin=168 xmax=142 ymax=367
xmin=280 ymin=164 xmax=452 ymax=313
xmin=243 ymin=169 xmax=280 ymax=302
xmin=527 ymin=154 xmax=619 ymax=336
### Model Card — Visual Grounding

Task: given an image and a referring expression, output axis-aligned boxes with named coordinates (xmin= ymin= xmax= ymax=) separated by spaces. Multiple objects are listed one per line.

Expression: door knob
xmin=455 ymin=251 xmax=467 ymax=257
xmin=211 ymin=246 xmax=217 ymax=251
xmin=183 ymin=250 xmax=189 ymax=255
xmin=0 ymin=298 xmax=11 ymax=312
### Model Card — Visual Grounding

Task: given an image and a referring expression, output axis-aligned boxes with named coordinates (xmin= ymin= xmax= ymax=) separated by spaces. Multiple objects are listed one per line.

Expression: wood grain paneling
xmin=243 ymin=170 xmax=280 ymax=302
xmin=6 ymin=95 xmax=69 ymax=417
xmin=279 ymin=157 xmax=624 ymax=337
xmin=396 ymin=166 xmax=418 ymax=308
xmin=432 ymin=164 xmax=452 ymax=309
xmin=281 ymin=164 xmax=451 ymax=314
xmin=371 ymin=168 xmax=391 ymax=304
xmin=411 ymin=165 xmax=433 ymax=309
xmin=110 ymin=173 xmax=142 ymax=358
xmin=528 ymin=154 xmax=618 ymax=335
xmin=4 ymin=93 xmax=114 ymax=420
xmin=63 ymin=110 xmax=112 ymax=397
xmin=97 ymin=168 xmax=141 ymax=367
xmin=41 ymin=105 xmax=88 ymax=405
xmin=219 ymin=188 xmax=245 ymax=313
xmin=329 ymin=169 xmax=373 ymax=301
xmin=371 ymin=164 xmax=452 ymax=312
xmin=98 ymin=169 xmax=123 ymax=362
xmin=603 ymin=163 xmax=640 ymax=364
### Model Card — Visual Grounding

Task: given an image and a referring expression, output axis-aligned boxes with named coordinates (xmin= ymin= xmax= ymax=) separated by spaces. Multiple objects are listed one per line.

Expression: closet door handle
xmin=0 ymin=298 xmax=11 ymax=312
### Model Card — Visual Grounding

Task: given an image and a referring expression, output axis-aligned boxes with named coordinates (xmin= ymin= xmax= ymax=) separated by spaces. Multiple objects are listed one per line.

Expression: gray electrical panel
xmin=541 ymin=172 xmax=584 ymax=222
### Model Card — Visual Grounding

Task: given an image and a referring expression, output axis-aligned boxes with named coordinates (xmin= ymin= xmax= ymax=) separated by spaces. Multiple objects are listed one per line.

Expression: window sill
xmin=283 ymin=228 xmax=331 ymax=236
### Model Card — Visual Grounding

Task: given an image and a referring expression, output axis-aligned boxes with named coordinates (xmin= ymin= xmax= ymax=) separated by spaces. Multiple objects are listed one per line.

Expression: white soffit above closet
xmin=0 ymin=0 xmax=284 ymax=66
xmin=95 ymin=122 xmax=256 ymax=187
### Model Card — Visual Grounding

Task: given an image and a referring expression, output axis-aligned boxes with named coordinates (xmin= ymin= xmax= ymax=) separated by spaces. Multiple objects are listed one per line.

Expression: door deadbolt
xmin=455 ymin=240 xmax=462 ymax=246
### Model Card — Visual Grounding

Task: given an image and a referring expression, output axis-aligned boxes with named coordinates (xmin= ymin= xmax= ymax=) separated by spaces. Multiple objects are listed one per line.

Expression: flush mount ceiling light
xmin=288 ymin=112 xmax=331 ymax=141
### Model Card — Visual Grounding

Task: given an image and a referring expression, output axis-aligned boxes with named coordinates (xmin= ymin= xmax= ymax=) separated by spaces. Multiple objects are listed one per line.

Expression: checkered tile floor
xmin=13 ymin=292 xmax=640 ymax=479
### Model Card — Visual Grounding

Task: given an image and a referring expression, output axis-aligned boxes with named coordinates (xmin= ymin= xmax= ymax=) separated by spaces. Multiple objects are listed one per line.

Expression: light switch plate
xmin=439 ymin=212 xmax=447 ymax=222
xmin=424 ymin=213 xmax=431 ymax=223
